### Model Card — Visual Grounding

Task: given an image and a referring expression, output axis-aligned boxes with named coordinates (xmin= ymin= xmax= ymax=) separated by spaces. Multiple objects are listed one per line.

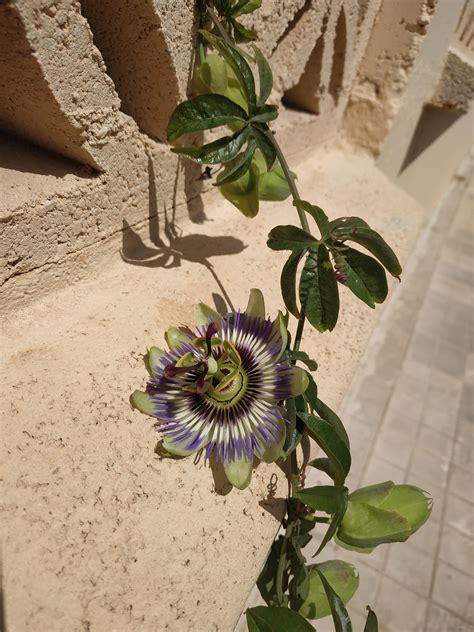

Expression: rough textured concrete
xmin=344 ymin=0 xmax=437 ymax=155
xmin=2 ymin=146 xmax=427 ymax=631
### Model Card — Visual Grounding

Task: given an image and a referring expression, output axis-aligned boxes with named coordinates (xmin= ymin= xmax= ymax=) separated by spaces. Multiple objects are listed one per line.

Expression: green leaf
xmin=252 ymin=130 xmax=277 ymax=170
xmin=257 ymin=539 xmax=282 ymax=606
xmin=295 ymin=485 xmax=347 ymax=514
xmin=308 ymin=457 xmax=338 ymax=481
xmin=232 ymin=0 xmax=262 ymax=17
xmin=295 ymin=486 xmax=348 ymax=557
xmin=173 ymin=127 xmax=250 ymax=164
xmin=251 ymin=104 xmax=279 ymax=124
xmin=299 ymin=245 xmax=340 ymax=332
xmin=246 ymin=606 xmax=315 ymax=632
xmin=193 ymin=53 xmax=228 ymax=94
xmin=310 ymin=397 xmax=349 ymax=449
xmin=259 ymin=163 xmax=292 ymax=201
xmin=303 ymin=372 xmax=318 ymax=410
xmin=364 ymin=606 xmax=378 ymax=631
xmin=280 ymin=250 xmax=303 ymax=318
xmin=334 ymin=247 xmax=388 ymax=308
xmin=253 ymin=45 xmax=273 ymax=105
xmin=267 ymin=225 xmax=318 ymax=252
xmin=287 ymin=350 xmax=318 ymax=371
xmin=288 ymin=540 xmax=310 ymax=609
xmin=297 ymin=413 xmax=351 ymax=485
xmin=331 ymin=218 xmax=402 ymax=278
xmin=216 ymin=137 xmax=256 ymax=185
xmin=295 ymin=201 xmax=330 ymax=241
xmin=231 ymin=17 xmax=258 ymax=42
xmin=167 ymin=93 xmax=247 ymax=141
xmin=299 ymin=561 xmax=359 ymax=621
xmin=220 ymin=161 xmax=259 ymax=217
xmin=282 ymin=396 xmax=305 ymax=458
xmin=199 ymin=30 xmax=256 ymax=106
xmin=315 ymin=567 xmax=353 ymax=631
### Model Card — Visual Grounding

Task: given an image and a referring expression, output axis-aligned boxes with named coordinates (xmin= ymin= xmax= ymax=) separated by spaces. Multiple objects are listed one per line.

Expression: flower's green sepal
xmin=130 ymin=390 xmax=155 ymax=416
xmin=196 ymin=302 xmax=221 ymax=327
xmin=246 ymin=288 xmax=265 ymax=318
xmin=165 ymin=326 xmax=190 ymax=349
xmin=162 ymin=437 xmax=199 ymax=458
xmin=224 ymin=455 xmax=253 ymax=489
xmin=271 ymin=310 xmax=288 ymax=360
xmin=146 ymin=346 xmax=166 ymax=374
xmin=289 ymin=365 xmax=309 ymax=398
xmin=260 ymin=418 xmax=286 ymax=463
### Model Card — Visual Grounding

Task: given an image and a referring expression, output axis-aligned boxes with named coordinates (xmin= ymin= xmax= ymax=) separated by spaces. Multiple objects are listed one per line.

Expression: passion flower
xmin=131 ymin=289 xmax=308 ymax=489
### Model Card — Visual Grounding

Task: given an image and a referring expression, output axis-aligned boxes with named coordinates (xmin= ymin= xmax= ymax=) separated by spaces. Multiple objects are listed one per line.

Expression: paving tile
xmin=452 ymin=435 xmax=473 ymax=473
xmin=424 ymin=603 xmax=472 ymax=632
xmin=373 ymin=423 xmax=416 ymax=470
xmin=422 ymin=402 xmax=459 ymax=438
xmin=361 ymin=456 xmax=405 ymax=488
xmin=408 ymin=515 xmax=441 ymax=556
xmin=375 ymin=576 xmax=428 ymax=632
xmin=348 ymin=562 xmax=381 ymax=615
xmin=417 ymin=425 xmax=454 ymax=460
xmin=404 ymin=472 xmax=445 ymax=524
xmin=439 ymin=524 xmax=474 ymax=576
xmin=309 ymin=609 xmax=369 ymax=632
xmin=459 ymin=382 xmax=474 ymax=425
xmin=384 ymin=542 xmax=434 ymax=598
xmin=406 ymin=330 xmax=438 ymax=369
xmin=432 ymin=562 xmax=474 ymax=621
xmin=409 ymin=446 xmax=450 ymax=489
xmin=449 ymin=466 xmax=473 ymax=503
xmin=445 ymin=495 xmax=474 ymax=538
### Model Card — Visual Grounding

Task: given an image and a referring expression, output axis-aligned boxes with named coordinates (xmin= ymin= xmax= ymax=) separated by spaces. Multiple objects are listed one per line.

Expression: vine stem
xmin=203 ymin=3 xmax=311 ymax=604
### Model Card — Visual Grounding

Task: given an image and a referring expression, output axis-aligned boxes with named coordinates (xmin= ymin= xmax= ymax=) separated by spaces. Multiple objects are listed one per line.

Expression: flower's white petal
xmin=289 ymin=365 xmax=309 ymax=398
xmin=130 ymin=390 xmax=155 ymax=416
xmin=224 ymin=456 xmax=253 ymax=489
xmin=245 ymin=288 xmax=265 ymax=318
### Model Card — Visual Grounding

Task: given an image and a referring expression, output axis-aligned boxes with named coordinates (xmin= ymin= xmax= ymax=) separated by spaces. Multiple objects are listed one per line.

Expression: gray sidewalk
xmin=235 ymin=164 xmax=473 ymax=632
xmin=321 ymin=165 xmax=473 ymax=632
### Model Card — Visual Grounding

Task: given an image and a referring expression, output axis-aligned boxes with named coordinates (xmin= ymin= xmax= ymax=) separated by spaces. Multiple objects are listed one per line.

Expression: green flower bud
xmin=337 ymin=481 xmax=432 ymax=549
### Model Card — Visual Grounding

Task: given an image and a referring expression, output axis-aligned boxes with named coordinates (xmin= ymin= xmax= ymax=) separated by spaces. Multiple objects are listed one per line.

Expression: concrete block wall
xmin=1 ymin=0 xmax=383 ymax=309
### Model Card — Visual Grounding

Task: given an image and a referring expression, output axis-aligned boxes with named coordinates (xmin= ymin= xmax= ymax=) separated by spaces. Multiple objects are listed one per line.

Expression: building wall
xmin=1 ymin=1 xmax=472 ymax=631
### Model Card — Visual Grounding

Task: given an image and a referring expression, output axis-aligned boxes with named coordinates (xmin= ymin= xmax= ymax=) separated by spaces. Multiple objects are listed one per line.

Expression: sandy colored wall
xmin=1 ymin=1 xmax=473 ymax=631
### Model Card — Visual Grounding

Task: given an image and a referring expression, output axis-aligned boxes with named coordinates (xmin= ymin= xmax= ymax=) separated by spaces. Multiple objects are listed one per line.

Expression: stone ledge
xmin=2 ymin=145 xmax=427 ymax=631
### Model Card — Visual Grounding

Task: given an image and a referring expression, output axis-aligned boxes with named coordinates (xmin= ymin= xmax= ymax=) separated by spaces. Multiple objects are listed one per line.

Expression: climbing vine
xmin=131 ymin=2 xmax=432 ymax=630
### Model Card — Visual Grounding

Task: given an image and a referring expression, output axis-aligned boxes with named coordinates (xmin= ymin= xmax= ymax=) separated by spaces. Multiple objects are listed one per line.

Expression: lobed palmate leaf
xmin=330 ymin=217 xmax=402 ymax=278
xmin=216 ymin=137 xmax=257 ymax=185
xmin=167 ymin=93 xmax=247 ymax=141
xmin=172 ymin=127 xmax=250 ymax=164
xmin=299 ymin=245 xmax=340 ymax=333
xmin=199 ymin=30 xmax=257 ymax=106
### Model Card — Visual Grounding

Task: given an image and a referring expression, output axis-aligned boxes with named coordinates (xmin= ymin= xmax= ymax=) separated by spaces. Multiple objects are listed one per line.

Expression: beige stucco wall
xmin=1 ymin=1 xmax=472 ymax=630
